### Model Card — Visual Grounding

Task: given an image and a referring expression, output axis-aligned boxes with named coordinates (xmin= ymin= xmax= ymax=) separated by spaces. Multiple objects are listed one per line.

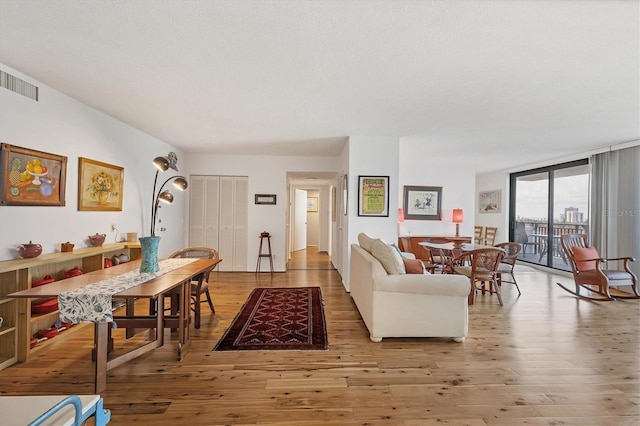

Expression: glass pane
xmin=552 ymin=164 xmax=590 ymax=271
xmin=514 ymin=172 xmax=549 ymax=266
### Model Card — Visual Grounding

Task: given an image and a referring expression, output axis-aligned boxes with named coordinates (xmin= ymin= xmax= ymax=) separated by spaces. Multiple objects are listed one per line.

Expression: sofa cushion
xmin=358 ymin=233 xmax=376 ymax=253
xmin=371 ymin=238 xmax=406 ymax=275
xmin=402 ymin=257 xmax=426 ymax=274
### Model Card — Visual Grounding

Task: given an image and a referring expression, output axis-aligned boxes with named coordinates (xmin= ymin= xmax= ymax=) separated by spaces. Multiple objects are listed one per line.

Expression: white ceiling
xmin=1 ymin=1 xmax=638 ymax=174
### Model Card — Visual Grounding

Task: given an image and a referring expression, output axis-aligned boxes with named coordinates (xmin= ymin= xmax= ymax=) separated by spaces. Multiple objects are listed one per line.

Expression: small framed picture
xmin=0 ymin=143 xmax=67 ymax=206
xmin=78 ymin=157 xmax=124 ymax=211
xmin=479 ymin=189 xmax=501 ymax=213
xmin=255 ymin=194 xmax=277 ymax=205
xmin=358 ymin=176 xmax=389 ymax=217
xmin=307 ymin=197 xmax=318 ymax=212
xmin=403 ymin=185 xmax=442 ymax=220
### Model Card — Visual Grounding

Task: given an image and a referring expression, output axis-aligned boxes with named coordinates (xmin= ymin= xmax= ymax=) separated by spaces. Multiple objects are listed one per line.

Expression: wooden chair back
xmin=483 ymin=227 xmax=498 ymax=246
xmin=474 ymin=226 xmax=484 ymax=244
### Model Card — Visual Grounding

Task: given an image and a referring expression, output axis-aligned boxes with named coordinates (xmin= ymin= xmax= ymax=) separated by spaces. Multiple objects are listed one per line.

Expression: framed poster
xmin=358 ymin=175 xmax=389 ymax=217
xmin=479 ymin=189 xmax=501 ymax=213
xmin=0 ymin=143 xmax=67 ymax=206
xmin=307 ymin=197 xmax=318 ymax=212
xmin=403 ymin=185 xmax=442 ymax=220
xmin=78 ymin=157 xmax=124 ymax=211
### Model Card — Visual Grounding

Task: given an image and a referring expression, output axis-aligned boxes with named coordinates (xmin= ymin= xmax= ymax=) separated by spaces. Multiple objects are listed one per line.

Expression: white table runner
xmin=58 ymin=258 xmax=197 ymax=323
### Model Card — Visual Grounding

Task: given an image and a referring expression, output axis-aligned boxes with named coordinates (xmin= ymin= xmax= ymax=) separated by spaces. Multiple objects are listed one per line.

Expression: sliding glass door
xmin=510 ymin=160 xmax=589 ymax=271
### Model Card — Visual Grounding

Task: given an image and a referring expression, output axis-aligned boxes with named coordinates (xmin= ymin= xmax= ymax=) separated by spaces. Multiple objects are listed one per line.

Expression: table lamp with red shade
xmin=452 ymin=208 xmax=464 ymax=237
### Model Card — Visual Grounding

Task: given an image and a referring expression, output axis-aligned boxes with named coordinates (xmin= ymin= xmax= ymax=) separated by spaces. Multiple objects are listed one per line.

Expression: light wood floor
xmin=287 ymin=247 xmax=334 ymax=270
xmin=1 ymin=252 xmax=639 ymax=425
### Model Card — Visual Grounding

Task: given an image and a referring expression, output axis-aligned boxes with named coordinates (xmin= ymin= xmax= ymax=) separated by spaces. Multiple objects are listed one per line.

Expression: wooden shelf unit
xmin=0 ymin=243 xmax=141 ymax=370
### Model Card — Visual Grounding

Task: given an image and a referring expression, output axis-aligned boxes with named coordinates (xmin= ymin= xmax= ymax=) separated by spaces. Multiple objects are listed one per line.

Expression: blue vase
xmin=139 ymin=236 xmax=161 ymax=273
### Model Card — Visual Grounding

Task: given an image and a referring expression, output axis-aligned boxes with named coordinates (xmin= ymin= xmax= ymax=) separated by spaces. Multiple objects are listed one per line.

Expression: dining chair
xmin=474 ymin=226 xmax=484 ymax=244
xmin=558 ymin=234 xmax=638 ymax=301
xmin=168 ymin=247 xmax=220 ymax=328
xmin=483 ymin=227 xmax=498 ymax=246
xmin=450 ymin=247 xmax=505 ymax=305
xmin=149 ymin=247 xmax=220 ymax=328
xmin=494 ymin=242 xmax=522 ymax=295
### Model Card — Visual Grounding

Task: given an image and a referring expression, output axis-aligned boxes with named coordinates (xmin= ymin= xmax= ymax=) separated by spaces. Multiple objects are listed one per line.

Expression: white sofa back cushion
xmin=358 ymin=233 xmax=376 ymax=253
xmin=371 ymin=238 xmax=405 ymax=275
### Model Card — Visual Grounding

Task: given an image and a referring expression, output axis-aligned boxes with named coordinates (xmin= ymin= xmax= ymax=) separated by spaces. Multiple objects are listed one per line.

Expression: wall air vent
xmin=0 ymin=70 xmax=39 ymax=101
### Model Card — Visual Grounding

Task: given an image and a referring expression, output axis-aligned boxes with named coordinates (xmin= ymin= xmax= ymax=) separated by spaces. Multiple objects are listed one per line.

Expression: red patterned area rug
xmin=214 ymin=287 xmax=328 ymax=351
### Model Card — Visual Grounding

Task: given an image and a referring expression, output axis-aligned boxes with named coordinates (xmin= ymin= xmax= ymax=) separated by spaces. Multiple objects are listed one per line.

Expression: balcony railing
xmin=515 ymin=221 xmax=588 ymax=271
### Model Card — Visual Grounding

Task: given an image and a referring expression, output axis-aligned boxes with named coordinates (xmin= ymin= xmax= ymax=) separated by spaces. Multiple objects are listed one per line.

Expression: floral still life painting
xmin=78 ymin=157 xmax=124 ymax=211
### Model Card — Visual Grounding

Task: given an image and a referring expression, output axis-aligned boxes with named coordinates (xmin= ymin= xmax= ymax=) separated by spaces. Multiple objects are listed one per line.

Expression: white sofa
xmin=350 ymin=238 xmax=470 ymax=342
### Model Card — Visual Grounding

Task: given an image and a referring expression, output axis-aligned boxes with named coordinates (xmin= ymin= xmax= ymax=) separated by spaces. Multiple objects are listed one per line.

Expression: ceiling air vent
xmin=0 ymin=70 xmax=39 ymax=101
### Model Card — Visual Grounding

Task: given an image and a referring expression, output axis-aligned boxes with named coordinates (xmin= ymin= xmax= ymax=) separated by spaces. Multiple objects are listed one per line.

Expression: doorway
xmin=286 ymin=172 xmax=337 ymax=270
xmin=509 ymin=159 xmax=589 ymax=271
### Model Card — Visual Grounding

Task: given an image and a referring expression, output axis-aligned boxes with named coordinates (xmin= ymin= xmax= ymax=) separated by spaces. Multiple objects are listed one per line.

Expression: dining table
xmin=420 ymin=241 xmax=505 ymax=304
xmin=419 ymin=241 xmax=494 ymax=263
xmin=8 ymin=257 xmax=220 ymax=393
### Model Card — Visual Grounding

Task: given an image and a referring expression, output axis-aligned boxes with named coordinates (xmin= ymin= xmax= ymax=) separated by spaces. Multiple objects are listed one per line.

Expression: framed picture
xmin=342 ymin=174 xmax=348 ymax=216
xmin=479 ymin=189 xmax=501 ymax=213
xmin=78 ymin=157 xmax=124 ymax=211
xmin=403 ymin=185 xmax=442 ymax=220
xmin=331 ymin=186 xmax=336 ymax=221
xmin=307 ymin=197 xmax=318 ymax=212
xmin=358 ymin=175 xmax=389 ymax=217
xmin=0 ymin=143 xmax=67 ymax=206
xmin=255 ymin=194 xmax=277 ymax=205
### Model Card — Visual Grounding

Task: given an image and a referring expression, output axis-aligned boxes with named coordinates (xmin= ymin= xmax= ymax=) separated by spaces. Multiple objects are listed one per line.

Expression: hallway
xmin=287 ymin=246 xmax=334 ymax=270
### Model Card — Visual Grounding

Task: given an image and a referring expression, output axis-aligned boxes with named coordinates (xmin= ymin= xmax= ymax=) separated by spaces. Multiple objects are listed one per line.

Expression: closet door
xmin=203 ymin=176 xmax=220 ymax=248
xmin=189 ymin=176 xmax=220 ymax=248
xmin=218 ymin=176 xmax=248 ymax=272
xmin=190 ymin=175 xmax=248 ymax=272
xmin=232 ymin=177 xmax=248 ymax=271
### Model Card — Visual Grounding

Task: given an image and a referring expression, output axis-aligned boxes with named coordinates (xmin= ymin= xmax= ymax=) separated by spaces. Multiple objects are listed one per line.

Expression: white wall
xmin=475 ymin=172 xmax=510 ymax=243
xmin=185 ymin=153 xmax=339 ymax=271
xmin=0 ymin=64 xmax=185 ymax=261
xmin=332 ymin=143 xmax=350 ymax=283
xmin=398 ymin=139 xmax=476 ymax=239
xmin=344 ymin=136 xmax=400 ymax=290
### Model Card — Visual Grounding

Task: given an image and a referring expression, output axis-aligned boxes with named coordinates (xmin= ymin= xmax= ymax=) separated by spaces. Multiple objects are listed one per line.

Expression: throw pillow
xmin=572 ymin=246 xmax=600 ymax=271
xmin=371 ymin=238 xmax=406 ymax=275
xmin=402 ymin=257 xmax=425 ymax=274
xmin=358 ymin=233 xmax=375 ymax=253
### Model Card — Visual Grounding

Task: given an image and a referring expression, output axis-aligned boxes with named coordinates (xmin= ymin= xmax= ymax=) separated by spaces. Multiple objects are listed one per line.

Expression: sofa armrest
xmin=373 ymin=274 xmax=470 ymax=298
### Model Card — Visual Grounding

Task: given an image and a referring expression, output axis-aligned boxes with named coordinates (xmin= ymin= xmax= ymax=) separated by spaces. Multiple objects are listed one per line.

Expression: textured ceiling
xmin=0 ymin=1 xmax=638 ymax=173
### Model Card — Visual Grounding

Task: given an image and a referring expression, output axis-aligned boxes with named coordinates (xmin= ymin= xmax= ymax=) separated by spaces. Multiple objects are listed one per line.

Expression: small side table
xmin=256 ymin=232 xmax=274 ymax=274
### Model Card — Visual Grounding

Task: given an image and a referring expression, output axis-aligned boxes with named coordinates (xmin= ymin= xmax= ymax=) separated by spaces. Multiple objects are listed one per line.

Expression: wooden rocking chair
xmin=557 ymin=234 xmax=639 ymax=301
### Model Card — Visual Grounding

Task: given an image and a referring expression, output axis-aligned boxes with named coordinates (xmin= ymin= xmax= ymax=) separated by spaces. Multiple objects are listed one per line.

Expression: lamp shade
xmin=153 ymin=156 xmax=170 ymax=172
xmin=452 ymin=208 xmax=464 ymax=223
xmin=158 ymin=190 xmax=174 ymax=204
xmin=172 ymin=177 xmax=188 ymax=191
xmin=398 ymin=208 xmax=405 ymax=222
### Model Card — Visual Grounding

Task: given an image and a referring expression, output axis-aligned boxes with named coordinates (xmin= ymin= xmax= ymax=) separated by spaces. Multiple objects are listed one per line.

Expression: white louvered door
xmin=189 ymin=175 xmax=247 ymax=272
